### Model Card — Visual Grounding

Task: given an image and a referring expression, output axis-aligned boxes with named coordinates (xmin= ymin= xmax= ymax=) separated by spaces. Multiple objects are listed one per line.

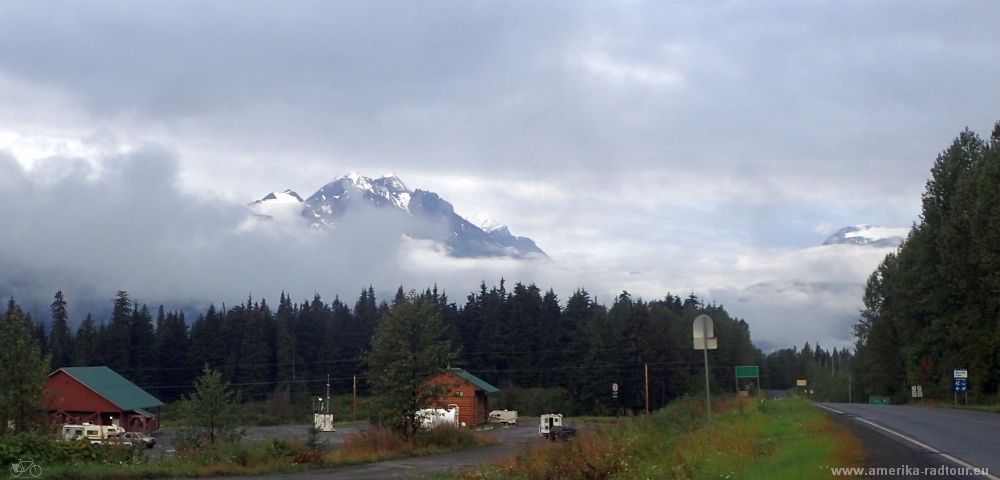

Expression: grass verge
xmin=444 ymin=396 xmax=863 ymax=479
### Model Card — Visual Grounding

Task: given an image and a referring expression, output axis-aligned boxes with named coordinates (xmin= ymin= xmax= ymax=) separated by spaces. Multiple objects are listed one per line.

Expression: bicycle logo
xmin=9 ymin=458 xmax=41 ymax=478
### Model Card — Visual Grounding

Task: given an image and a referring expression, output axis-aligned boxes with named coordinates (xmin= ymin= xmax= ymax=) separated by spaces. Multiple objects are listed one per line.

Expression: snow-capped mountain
xmin=249 ymin=174 xmax=547 ymax=259
xmin=822 ymin=225 xmax=909 ymax=247
xmin=301 ymin=173 xmax=411 ymax=229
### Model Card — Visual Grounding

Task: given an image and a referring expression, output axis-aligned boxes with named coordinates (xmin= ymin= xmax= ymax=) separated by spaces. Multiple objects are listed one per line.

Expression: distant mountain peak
xmin=822 ymin=224 xmax=908 ymax=247
xmin=252 ymin=189 xmax=303 ymax=205
xmin=259 ymin=173 xmax=546 ymax=259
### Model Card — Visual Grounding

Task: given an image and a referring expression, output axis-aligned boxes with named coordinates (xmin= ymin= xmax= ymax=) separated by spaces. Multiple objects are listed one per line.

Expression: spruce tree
xmin=0 ymin=299 xmax=50 ymax=434
xmin=155 ymin=310 xmax=190 ymax=402
xmin=49 ymin=291 xmax=73 ymax=370
xmin=130 ymin=303 xmax=157 ymax=386
xmin=73 ymin=313 xmax=98 ymax=366
xmin=106 ymin=291 xmax=133 ymax=373
xmin=363 ymin=292 xmax=455 ymax=440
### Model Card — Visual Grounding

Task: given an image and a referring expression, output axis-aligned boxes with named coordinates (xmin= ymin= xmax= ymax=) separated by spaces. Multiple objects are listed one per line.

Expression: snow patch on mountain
xmin=465 ymin=214 xmax=503 ymax=233
xmin=822 ymin=225 xmax=909 ymax=247
xmin=253 ymin=190 xmax=303 ymax=204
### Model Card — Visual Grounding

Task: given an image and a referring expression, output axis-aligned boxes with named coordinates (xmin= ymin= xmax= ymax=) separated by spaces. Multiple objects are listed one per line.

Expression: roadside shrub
xmin=417 ymin=425 xmax=499 ymax=450
xmin=341 ymin=426 xmax=406 ymax=458
xmin=0 ymin=433 xmax=145 ymax=466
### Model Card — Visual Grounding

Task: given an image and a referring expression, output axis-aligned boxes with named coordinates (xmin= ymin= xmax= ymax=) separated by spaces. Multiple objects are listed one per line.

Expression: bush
xmin=0 ymin=433 xmax=145 ymax=467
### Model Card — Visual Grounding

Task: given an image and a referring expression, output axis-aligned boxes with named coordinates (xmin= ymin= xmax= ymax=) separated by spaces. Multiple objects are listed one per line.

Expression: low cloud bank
xmin=1 ymin=148 xmax=895 ymax=350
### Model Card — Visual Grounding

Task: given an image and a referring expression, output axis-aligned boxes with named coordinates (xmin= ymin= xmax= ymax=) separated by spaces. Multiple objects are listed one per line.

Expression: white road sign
xmin=954 ymin=369 xmax=968 ymax=378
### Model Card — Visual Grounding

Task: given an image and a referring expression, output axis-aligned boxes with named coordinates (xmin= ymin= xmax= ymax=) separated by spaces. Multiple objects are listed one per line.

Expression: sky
xmin=1 ymin=1 xmax=998 ymax=351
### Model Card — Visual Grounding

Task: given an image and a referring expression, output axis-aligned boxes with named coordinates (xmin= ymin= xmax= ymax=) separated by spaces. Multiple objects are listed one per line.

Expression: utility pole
xmin=848 ymin=373 xmax=852 ymax=403
xmin=644 ymin=363 xmax=649 ymax=415
xmin=326 ymin=374 xmax=331 ymax=414
xmin=353 ymin=375 xmax=357 ymax=422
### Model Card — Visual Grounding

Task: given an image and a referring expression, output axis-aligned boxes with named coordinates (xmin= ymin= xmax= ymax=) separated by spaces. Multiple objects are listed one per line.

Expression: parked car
xmin=121 ymin=432 xmax=156 ymax=449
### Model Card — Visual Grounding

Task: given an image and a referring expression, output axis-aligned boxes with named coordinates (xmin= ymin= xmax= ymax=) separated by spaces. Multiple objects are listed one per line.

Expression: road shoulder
xmin=822 ymin=407 xmax=971 ymax=479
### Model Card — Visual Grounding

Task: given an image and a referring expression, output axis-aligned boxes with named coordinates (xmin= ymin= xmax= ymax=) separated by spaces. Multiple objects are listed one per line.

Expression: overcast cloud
xmin=1 ymin=1 xmax=998 ymax=350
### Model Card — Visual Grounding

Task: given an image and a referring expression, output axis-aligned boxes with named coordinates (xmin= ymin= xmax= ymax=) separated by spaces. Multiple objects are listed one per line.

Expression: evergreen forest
xmin=12 ymin=281 xmax=842 ymax=416
xmin=853 ymin=122 xmax=1000 ymax=403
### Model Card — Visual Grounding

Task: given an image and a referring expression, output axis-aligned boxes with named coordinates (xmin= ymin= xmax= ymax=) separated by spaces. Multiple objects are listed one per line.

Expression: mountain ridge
xmin=250 ymin=173 xmax=547 ymax=259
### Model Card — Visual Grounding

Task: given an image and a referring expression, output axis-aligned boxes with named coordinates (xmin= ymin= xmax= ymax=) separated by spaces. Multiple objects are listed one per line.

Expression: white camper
xmin=489 ymin=410 xmax=517 ymax=426
xmin=61 ymin=423 xmax=125 ymax=444
xmin=538 ymin=414 xmax=576 ymax=440
xmin=417 ymin=405 xmax=460 ymax=430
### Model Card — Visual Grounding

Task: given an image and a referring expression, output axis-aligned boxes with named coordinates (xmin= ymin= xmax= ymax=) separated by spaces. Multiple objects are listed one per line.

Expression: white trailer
xmin=489 ymin=410 xmax=517 ymax=426
xmin=417 ymin=405 xmax=460 ymax=430
xmin=61 ymin=423 xmax=125 ymax=444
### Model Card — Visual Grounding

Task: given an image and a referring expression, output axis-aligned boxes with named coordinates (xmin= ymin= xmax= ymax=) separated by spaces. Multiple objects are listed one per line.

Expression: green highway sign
xmin=869 ymin=396 xmax=889 ymax=405
xmin=735 ymin=366 xmax=759 ymax=378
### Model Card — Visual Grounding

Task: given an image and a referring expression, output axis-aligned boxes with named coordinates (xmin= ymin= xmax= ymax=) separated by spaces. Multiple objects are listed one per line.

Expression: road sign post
xmin=735 ymin=366 xmax=760 ymax=396
xmin=911 ymin=385 xmax=923 ymax=404
xmin=693 ymin=315 xmax=717 ymax=426
xmin=954 ymin=369 xmax=968 ymax=406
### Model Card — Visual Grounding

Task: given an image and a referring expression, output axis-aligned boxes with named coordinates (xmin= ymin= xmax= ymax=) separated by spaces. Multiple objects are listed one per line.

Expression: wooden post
xmin=644 ymin=363 xmax=649 ymax=414
xmin=353 ymin=375 xmax=357 ymax=422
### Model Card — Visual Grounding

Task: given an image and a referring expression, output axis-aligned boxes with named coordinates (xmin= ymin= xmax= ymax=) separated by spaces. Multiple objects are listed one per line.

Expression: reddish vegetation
xmin=336 ymin=425 xmax=501 ymax=462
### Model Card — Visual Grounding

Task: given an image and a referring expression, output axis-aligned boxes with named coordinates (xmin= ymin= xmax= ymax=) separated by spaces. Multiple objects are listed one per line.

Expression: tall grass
xmin=449 ymin=396 xmax=863 ymax=479
xmin=39 ymin=424 xmax=500 ymax=479
xmin=333 ymin=425 xmax=501 ymax=464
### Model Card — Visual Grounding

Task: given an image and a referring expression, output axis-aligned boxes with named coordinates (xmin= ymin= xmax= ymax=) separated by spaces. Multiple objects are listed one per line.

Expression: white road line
xmin=816 ymin=404 xmax=844 ymax=414
xmin=850 ymin=415 xmax=999 ymax=480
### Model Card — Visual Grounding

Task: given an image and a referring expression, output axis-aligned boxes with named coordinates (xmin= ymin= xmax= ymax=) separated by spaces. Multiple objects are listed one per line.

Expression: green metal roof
xmin=56 ymin=367 xmax=164 ymax=411
xmin=448 ymin=368 xmax=500 ymax=394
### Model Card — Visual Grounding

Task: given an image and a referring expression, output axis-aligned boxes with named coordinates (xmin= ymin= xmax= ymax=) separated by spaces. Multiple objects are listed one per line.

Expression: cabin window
xmin=455 ymin=391 xmax=463 ymax=397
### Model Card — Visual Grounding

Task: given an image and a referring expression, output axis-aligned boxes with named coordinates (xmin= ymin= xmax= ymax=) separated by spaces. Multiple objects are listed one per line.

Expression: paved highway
xmin=819 ymin=403 xmax=1000 ymax=478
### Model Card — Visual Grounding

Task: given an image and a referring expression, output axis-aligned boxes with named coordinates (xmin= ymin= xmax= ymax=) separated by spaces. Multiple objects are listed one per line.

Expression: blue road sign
xmin=954 ymin=378 xmax=968 ymax=393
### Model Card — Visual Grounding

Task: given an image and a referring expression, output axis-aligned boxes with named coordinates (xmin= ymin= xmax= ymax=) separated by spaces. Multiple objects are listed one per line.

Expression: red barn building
xmin=44 ymin=367 xmax=164 ymax=434
xmin=426 ymin=368 xmax=499 ymax=426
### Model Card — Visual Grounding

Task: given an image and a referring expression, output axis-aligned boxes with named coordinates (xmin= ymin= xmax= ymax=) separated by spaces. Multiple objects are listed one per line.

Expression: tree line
xmin=15 ymin=281 xmax=789 ymax=414
xmin=853 ymin=122 xmax=1000 ymax=403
